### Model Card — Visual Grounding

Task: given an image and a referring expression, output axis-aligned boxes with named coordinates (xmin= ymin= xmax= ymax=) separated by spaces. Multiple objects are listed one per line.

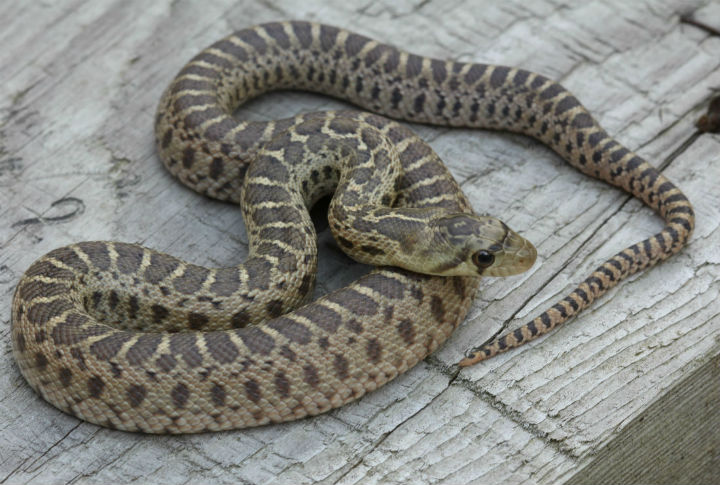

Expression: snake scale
xmin=11 ymin=21 xmax=694 ymax=433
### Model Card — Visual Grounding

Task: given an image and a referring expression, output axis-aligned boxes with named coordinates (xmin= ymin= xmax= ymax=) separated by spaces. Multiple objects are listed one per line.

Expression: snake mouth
xmin=486 ymin=230 xmax=537 ymax=277
xmin=513 ymin=241 xmax=537 ymax=270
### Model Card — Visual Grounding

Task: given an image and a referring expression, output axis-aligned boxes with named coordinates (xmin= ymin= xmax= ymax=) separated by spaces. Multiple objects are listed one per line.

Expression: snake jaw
xmin=485 ymin=234 xmax=537 ymax=277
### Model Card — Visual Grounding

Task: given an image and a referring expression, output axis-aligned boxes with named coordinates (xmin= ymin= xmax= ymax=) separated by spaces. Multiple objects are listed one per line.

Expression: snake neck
xmin=242 ymin=112 xmax=400 ymax=263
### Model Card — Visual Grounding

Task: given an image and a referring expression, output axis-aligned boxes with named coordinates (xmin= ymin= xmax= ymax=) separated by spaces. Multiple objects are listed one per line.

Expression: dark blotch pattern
xmin=265 ymin=299 xmax=285 ymax=318
xmin=239 ymin=326 xmax=275 ymax=355
xmin=115 ymin=244 xmax=144 ymax=274
xmin=359 ymin=274 xmax=405 ymax=299
xmin=127 ymin=384 xmax=147 ymax=407
xmin=59 ymin=367 xmax=72 ymax=387
xmin=156 ymin=353 xmax=177 ymax=373
xmin=90 ymin=332 xmax=133 ymax=360
xmin=209 ymin=157 xmax=224 ymax=180
xmin=87 ymin=376 xmax=105 ymax=398
xmin=213 ymin=38 xmax=249 ymax=62
xmin=383 ymin=48 xmax=400 ymax=73
xmin=319 ymin=24 xmax=339 ymax=51
xmin=46 ymin=246 xmax=88 ymax=273
xmin=555 ymin=96 xmax=580 ymax=115
xmin=126 ymin=334 xmax=163 ymax=366
xmin=345 ymin=33 xmax=370 ymax=57
xmin=171 ymin=382 xmax=190 ymax=408
xmin=303 ymin=363 xmax=320 ymax=387
xmin=188 ymin=312 xmax=209 ymax=330
xmin=295 ymin=304 xmax=342 ymax=333
xmin=431 ymin=60 xmax=447 ymax=83
xmin=211 ymin=383 xmax=226 ymax=406
xmin=464 ymin=64 xmax=486 ymax=84
xmin=205 ymin=332 xmax=240 ymax=364
xmin=366 ymin=338 xmax=382 ymax=363
xmin=151 ymin=304 xmax=169 ymax=324
xmin=280 ymin=344 xmax=296 ymax=362
xmin=237 ymin=28 xmax=267 ymax=54
xmin=24 ymin=260 xmax=74 ymax=281
xmin=169 ymin=333 xmax=203 ymax=368
xmin=51 ymin=313 xmax=100 ymax=346
xmin=144 ymin=252 xmax=179 ymax=284
xmin=453 ymin=278 xmax=466 ymax=299
xmin=490 ymin=66 xmax=510 ymax=88
xmin=128 ymin=295 xmax=139 ymax=320
xmin=397 ymin=319 xmax=415 ymax=345
xmin=268 ymin=316 xmax=312 ymax=344
xmin=35 ymin=351 xmax=48 ymax=369
xmin=405 ymin=54 xmax=423 ymax=77
xmin=27 ymin=299 xmax=73 ymax=327
xmin=244 ymin=378 xmax=262 ymax=403
xmin=291 ymin=21 xmax=313 ymax=48
xmin=231 ymin=309 xmax=250 ymax=328
xmin=205 ymin=118 xmax=238 ymax=141
xmin=430 ymin=296 xmax=445 ymax=322
xmin=410 ymin=285 xmax=424 ymax=302
xmin=182 ymin=146 xmax=195 ymax=169
xmin=327 ymin=288 xmax=378 ymax=316
xmin=346 ymin=319 xmax=363 ymax=334
xmin=274 ymin=371 xmax=290 ymax=397
xmin=77 ymin=242 xmax=110 ymax=271
xmin=173 ymin=266 xmax=210 ymax=294
xmin=334 ymin=353 xmax=349 ymax=380
xmin=263 ymin=22 xmax=291 ymax=49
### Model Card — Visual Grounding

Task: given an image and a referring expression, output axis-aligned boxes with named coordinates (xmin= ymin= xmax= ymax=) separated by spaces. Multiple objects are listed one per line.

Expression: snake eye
xmin=472 ymin=250 xmax=495 ymax=268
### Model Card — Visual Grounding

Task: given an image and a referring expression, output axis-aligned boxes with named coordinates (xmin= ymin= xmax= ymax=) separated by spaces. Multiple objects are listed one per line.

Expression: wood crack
xmin=2 ymin=2 xmax=717 ymax=483
xmin=425 ymin=356 xmax=579 ymax=459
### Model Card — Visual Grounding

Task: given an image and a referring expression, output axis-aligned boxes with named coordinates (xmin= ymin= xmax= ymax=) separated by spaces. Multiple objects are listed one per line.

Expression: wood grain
xmin=1 ymin=0 xmax=718 ymax=483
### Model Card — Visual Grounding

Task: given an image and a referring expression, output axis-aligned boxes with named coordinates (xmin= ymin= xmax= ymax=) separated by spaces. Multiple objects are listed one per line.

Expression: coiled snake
xmin=11 ymin=21 xmax=694 ymax=433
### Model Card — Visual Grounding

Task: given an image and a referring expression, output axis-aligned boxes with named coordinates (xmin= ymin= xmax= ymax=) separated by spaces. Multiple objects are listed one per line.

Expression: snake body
xmin=11 ymin=21 xmax=694 ymax=433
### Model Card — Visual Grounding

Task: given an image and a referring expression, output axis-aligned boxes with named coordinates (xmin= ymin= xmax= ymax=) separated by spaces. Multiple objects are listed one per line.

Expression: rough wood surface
xmin=1 ymin=1 xmax=718 ymax=484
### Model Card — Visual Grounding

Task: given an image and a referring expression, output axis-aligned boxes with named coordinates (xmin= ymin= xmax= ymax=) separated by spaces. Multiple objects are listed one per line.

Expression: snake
xmin=11 ymin=21 xmax=694 ymax=434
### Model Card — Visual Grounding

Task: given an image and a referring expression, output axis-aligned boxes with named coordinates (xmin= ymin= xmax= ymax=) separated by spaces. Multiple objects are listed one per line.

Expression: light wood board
xmin=1 ymin=1 xmax=718 ymax=484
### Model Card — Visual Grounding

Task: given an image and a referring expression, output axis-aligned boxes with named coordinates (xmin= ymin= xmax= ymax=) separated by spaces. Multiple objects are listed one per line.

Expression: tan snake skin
xmin=11 ymin=21 xmax=695 ymax=433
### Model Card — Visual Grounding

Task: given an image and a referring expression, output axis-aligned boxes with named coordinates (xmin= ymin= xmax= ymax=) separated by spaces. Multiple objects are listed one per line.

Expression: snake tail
xmin=458 ymin=101 xmax=695 ymax=364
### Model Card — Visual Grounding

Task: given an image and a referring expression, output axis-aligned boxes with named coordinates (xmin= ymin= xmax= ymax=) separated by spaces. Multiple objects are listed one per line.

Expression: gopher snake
xmin=11 ymin=21 xmax=694 ymax=433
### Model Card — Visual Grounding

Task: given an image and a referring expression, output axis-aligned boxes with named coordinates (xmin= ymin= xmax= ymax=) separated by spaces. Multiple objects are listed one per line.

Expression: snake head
xmin=426 ymin=214 xmax=537 ymax=277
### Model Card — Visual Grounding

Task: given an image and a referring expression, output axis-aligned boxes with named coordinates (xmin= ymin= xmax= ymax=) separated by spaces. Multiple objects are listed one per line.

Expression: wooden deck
xmin=1 ymin=1 xmax=718 ymax=484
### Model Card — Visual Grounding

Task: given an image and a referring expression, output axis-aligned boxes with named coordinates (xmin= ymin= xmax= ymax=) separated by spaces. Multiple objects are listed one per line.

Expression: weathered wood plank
xmin=1 ymin=1 xmax=718 ymax=484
